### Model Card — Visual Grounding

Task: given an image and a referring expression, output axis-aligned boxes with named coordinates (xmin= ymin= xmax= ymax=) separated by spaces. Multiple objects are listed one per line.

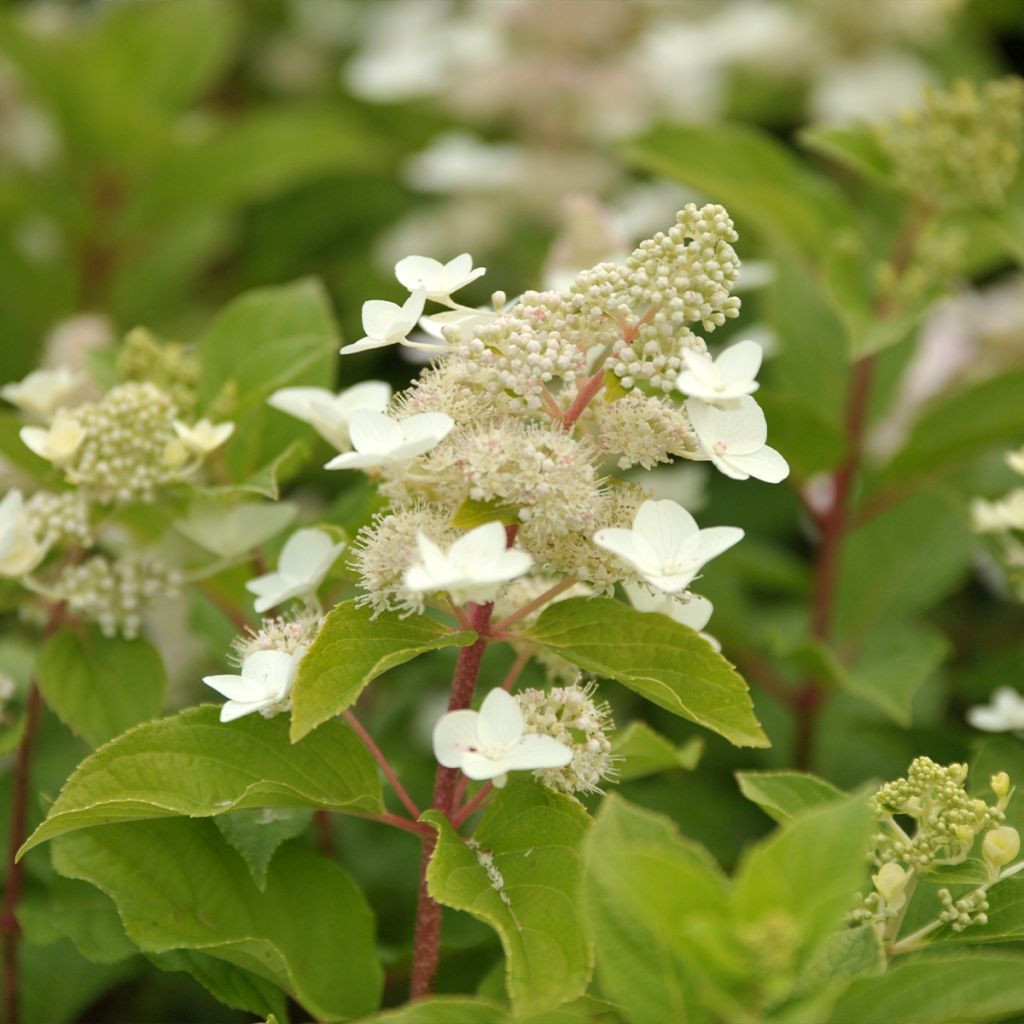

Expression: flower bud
xmin=983 ymin=826 xmax=1021 ymax=870
xmin=992 ymin=772 xmax=1011 ymax=799
xmin=872 ymin=861 xmax=909 ymax=903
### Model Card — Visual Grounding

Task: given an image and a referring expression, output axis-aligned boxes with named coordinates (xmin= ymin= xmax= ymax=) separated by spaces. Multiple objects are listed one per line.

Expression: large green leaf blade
xmin=20 ymin=706 xmax=381 ymax=855
xmin=424 ymin=781 xmax=592 ymax=1016
xmin=735 ymin=771 xmax=845 ymax=824
xmin=525 ymin=598 xmax=768 ymax=748
xmin=290 ymin=599 xmax=477 ymax=740
xmin=52 ymin=819 xmax=382 ymax=1021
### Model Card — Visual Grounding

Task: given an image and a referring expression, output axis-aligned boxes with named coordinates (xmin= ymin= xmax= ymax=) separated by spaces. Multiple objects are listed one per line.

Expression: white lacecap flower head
xmin=404 ymin=520 xmax=533 ymax=606
xmin=676 ymin=339 xmax=763 ymax=403
xmin=0 ymin=489 xmax=47 ymax=577
xmin=267 ymin=381 xmax=392 ymax=451
xmin=245 ymin=528 xmax=346 ymax=614
xmin=340 ymin=287 xmax=427 ymax=355
xmin=967 ymin=687 xmax=1024 ymax=733
xmin=593 ymin=498 xmax=743 ymax=594
xmin=1 ymin=366 xmax=85 ymax=418
xmin=324 ymin=409 xmax=454 ymax=471
xmin=172 ymin=417 xmax=234 ymax=455
xmin=686 ymin=395 xmax=789 ymax=483
xmin=203 ymin=648 xmax=300 ymax=723
xmin=20 ymin=409 xmax=86 ymax=463
xmin=395 ymin=253 xmax=486 ymax=303
xmin=623 ymin=580 xmax=720 ymax=650
xmin=433 ymin=687 xmax=572 ymax=786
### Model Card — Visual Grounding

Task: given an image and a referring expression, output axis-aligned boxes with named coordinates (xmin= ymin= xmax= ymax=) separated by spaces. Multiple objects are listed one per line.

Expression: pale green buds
xmin=992 ymin=772 xmax=1011 ymax=799
xmin=872 ymin=861 xmax=909 ymax=908
xmin=983 ymin=826 xmax=1021 ymax=870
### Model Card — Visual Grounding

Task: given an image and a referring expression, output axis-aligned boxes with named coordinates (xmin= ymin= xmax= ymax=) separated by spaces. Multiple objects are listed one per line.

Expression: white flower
xmin=340 ymin=287 xmax=428 ymax=355
xmin=172 ymin=418 xmax=234 ymax=455
xmin=677 ymin=339 xmax=762 ymax=402
xmin=324 ymin=409 xmax=453 ymax=471
xmin=404 ymin=521 xmax=533 ymax=605
xmin=972 ymin=493 xmax=1024 ymax=533
xmin=594 ymin=498 xmax=743 ymax=594
xmin=1008 ymin=447 xmax=1024 ymax=477
xmin=433 ymin=688 xmax=573 ymax=786
xmin=267 ymin=381 xmax=392 ymax=450
xmin=1 ymin=367 xmax=84 ymax=418
xmin=968 ymin=688 xmax=1024 ymax=733
xmin=686 ymin=396 xmax=790 ymax=483
xmin=623 ymin=581 xmax=721 ymax=650
xmin=245 ymin=528 xmax=346 ymax=613
xmin=395 ymin=253 xmax=486 ymax=303
xmin=19 ymin=410 xmax=85 ymax=463
xmin=0 ymin=490 xmax=47 ymax=577
xmin=203 ymin=649 xmax=299 ymax=723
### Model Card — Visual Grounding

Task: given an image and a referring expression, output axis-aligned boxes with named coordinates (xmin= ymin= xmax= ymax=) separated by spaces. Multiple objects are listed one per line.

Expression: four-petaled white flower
xmin=404 ymin=521 xmax=533 ymax=605
xmin=325 ymin=409 xmax=453 ymax=471
xmin=0 ymin=490 xmax=47 ymax=577
xmin=1 ymin=367 xmax=84 ymax=418
xmin=20 ymin=410 xmax=85 ymax=463
xmin=594 ymin=499 xmax=743 ymax=594
xmin=433 ymin=688 xmax=572 ymax=786
xmin=967 ymin=688 xmax=1024 ymax=733
xmin=245 ymin=528 xmax=346 ymax=613
xmin=395 ymin=253 xmax=486 ymax=303
xmin=677 ymin=339 xmax=763 ymax=403
xmin=203 ymin=649 xmax=300 ymax=723
xmin=172 ymin=418 xmax=235 ymax=455
xmin=267 ymin=381 xmax=392 ymax=451
xmin=623 ymin=581 xmax=721 ymax=651
xmin=686 ymin=396 xmax=790 ymax=483
xmin=340 ymin=287 xmax=427 ymax=355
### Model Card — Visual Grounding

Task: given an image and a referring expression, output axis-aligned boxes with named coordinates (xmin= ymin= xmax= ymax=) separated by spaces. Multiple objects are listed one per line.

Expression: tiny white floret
xmin=172 ymin=418 xmax=234 ymax=455
xmin=203 ymin=649 xmax=299 ymax=723
xmin=433 ymin=688 xmax=572 ymax=786
xmin=1 ymin=367 xmax=84 ymax=418
xmin=340 ymin=287 xmax=427 ymax=355
xmin=395 ymin=253 xmax=486 ymax=303
xmin=404 ymin=521 xmax=533 ymax=605
xmin=687 ymin=396 xmax=790 ymax=483
xmin=968 ymin=688 xmax=1024 ymax=733
xmin=267 ymin=381 xmax=391 ymax=450
xmin=594 ymin=499 xmax=743 ymax=594
xmin=677 ymin=339 xmax=763 ymax=403
xmin=245 ymin=528 xmax=346 ymax=613
xmin=324 ymin=409 xmax=453 ymax=471
xmin=0 ymin=490 xmax=47 ymax=577
xmin=20 ymin=410 xmax=85 ymax=463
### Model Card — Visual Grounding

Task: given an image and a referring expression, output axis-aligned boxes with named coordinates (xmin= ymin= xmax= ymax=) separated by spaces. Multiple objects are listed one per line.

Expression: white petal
xmin=278 ymin=528 xmax=337 ymax=581
xmin=499 ymin=734 xmax=573 ymax=772
xmin=241 ymin=649 xmax=296 ymax=700
xmin=267 ymin=387 xmax=332 ymax=421
xmin=220 ymin=699 xmax=271 ymax=723
xmin=337 ymin=381 xmax=392 ymax=417
xmin=432 ymin=708 xmax=480 ymax=767
xmin=349 ymin=410 xmax=404 ymax=455
xmin=671 ymin=593 xmax=714 ymax=632
xmin=340 ymin=336 xmax=393 ymax=355
xmin=691 ymin=526 xmax=745 ymax=566
xmin=448 ymin=521 xmax=507 ymax=569
xmin=715 ymin=340 xmax=762 ymax=387
xmin=460 ymin=751 xmax=515 ymax=781
xmin=395 ymin=255 xmax=443 ymax=293
xmin=19 ymin=426 xmax=51 ymax=459
xmin=724 ymin=446 xmax=789 ymax=484
xmin=202 ymin=673 xmax=264 ymax=702
xmin=633 ymin=500 xmax=698 ymax=565
xmin=397 ymin=288 xmax=428 ymax=335
xmin=592 ymin=528 xmax=661 ymax=577
xmin=707 ymin=447 xmax=750 ymax=480
xmin=399 ymin=411 xmax=454 ymax=449
xmin=324 ymin=451 xmax=387 ymax=471
xmin=362 ymin=298 xmax=404 ymax=339
xmin=476 ymin=689 xmax=524 ymax=749
xmin=968 ymin=706 xmax=1018 ymax=732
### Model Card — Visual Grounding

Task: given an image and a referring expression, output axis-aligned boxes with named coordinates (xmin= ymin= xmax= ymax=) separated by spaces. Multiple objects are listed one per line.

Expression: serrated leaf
xmin=525 ymin=597 xmax=768 ymax=748
xmin=52 ymin=819 xmax=382 ymax=1021
xmin=611 ymin=721 xmax=702 ymax=782
xmin=20 ymin=705 xmax=381 ymax=856
xmin=215 ymin=808 xmax=313 ymax=890
xmin=290 ymin=599 xmax=477 ymax=740
xmin=735 ymin=771 xmax=845 ymax=824
xmin=35 ymin=628 xmax=167 ymax=749
xmin=424 ymin=780 xmax=593 ymax=1015
xmin=920 ymin=859 xmax=991 ymax=887
xmin=451 ymin=497 xmax=521 ymax=530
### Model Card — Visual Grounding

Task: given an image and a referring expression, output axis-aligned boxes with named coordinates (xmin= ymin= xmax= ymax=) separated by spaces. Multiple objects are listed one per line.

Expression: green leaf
xmin=754 ymin=393 xmax=846 ymax=479
xmin=733 ymin=795 xmax=874 ymax=966
xmin=920 ymin=859 xmax=991 ymax=887
xmin=525 ymin=598 xmax=768 ymax=748
xmin=175 ymin=499 xmax=298 ymax=558
xmin=215 ymin=808 xmax=313 ymax=890
xmin=626 ymin=121 xmax=855 ymax=258
xmin=840 ymin=620 xmax=949 ymax=725
xmin=451 ymin=497 xmax=521 ymax=530
xmin=35 ymin=628 xmax=167 ymax=749
xmin=357 ymin=999 xmax=506 ymax=1024
xmin=827 ymin=952 xmax=1024 ymax=1023
xmin=290 ymin=599 xmax=477 ymax=741
xmin=735 ymin=771 xmax=845 ymax=824
xmin=799 ymin=123 xmax=895 ymax=185
xmin=880 ymin=369 xmax=1024 ymax=485
xmin=202 ymin=438 xmax=310 ymax=500
xmin=20 ymin=705 xmax=381 ymax=856
xmin=835 ymin=491 xmax=972 ymax=648
xmin=424 ymin=780 xmax=593 ymax=1015
xmin=584 ymin=795 xmax=732 ymax=1024
xmin=611 ymin=722 xmax=703 ymax=782
xmin=52 ymin=819 xmax=382 ymax=1021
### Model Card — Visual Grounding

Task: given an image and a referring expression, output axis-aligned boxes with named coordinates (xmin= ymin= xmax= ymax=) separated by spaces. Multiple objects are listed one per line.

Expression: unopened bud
xmin=983 ymin=826 xmax=1021 ymax=869
xmin=992 ymin=772 xmax=1011 ymax=799
xmin=872 ymin=861 xmax=909 ymax=903
xmin=163 ymin=438 xmax=189 ymax=469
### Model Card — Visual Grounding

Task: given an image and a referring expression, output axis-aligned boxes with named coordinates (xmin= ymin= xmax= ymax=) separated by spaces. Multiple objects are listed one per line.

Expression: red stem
xmin=561 ymin=367 xmax=606 ymax=431
xmin=344 ymin=711 xmax=421 ymax=820
xmin=410 ymin=600 xmax=493 ymax=1000
xmin=451 ymin=782 xmax=494 ymax=829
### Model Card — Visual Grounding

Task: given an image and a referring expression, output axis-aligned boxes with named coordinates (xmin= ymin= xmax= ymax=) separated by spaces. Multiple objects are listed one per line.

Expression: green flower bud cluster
xmin=116 ymin=328 xmax=200 ymax=414
xmin=937 ymin=886 xmax=989 ymax=933
xmin=878 ymin=76 xmax=1024 ymax=209
xmin=24 ymin=490 xmax=92 ymax=549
